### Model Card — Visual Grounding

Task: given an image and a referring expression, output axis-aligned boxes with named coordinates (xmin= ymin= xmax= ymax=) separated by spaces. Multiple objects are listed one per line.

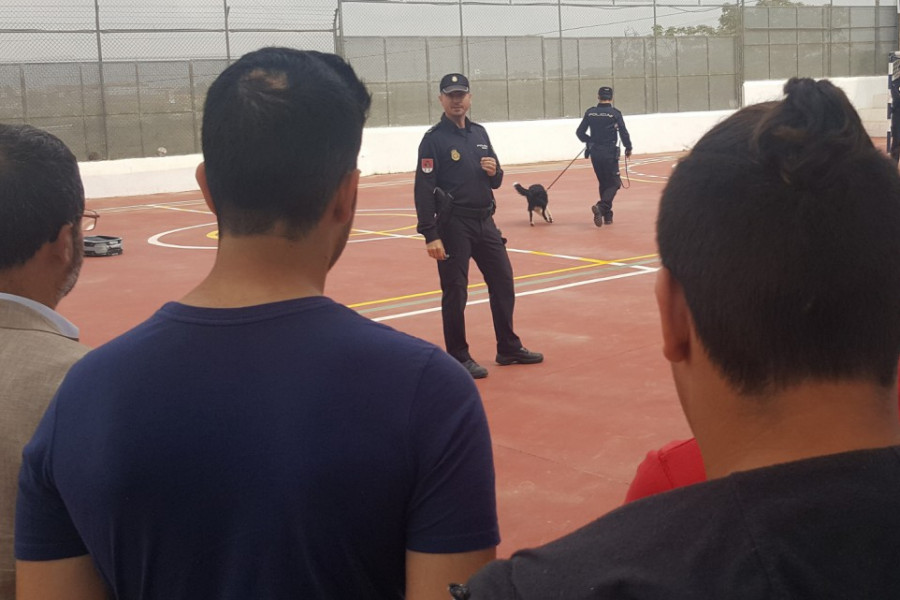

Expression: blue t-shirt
xmin=16 ymin=297 xmax=499 ymax=599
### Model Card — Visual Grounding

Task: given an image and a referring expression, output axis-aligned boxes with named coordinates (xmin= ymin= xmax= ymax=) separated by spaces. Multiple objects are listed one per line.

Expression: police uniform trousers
xmin=892 ymin=97 xmax=900 ymax=164
xmin=437 ymin=213 xmax=522 ymax=362
xmin=590 ymin=145 xmax=622 ymax=218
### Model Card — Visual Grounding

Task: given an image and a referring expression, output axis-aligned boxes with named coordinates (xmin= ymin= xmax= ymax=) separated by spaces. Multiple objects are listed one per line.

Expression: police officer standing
xmin=576 ymin=86 xmax=633 ymax=227
xmin=890 ymin=74 xmax=900 ymax=164
xmin=414 ymin=73 xmax=542 ymax=379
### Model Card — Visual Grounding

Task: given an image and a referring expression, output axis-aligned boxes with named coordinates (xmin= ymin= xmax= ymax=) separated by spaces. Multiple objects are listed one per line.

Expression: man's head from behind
xmin=0 ymin=124 xmax=84 ymax=305
xmin=598 ymin=86 xmax=613 ymax=102
xmin=200 ymin=48 xmax=371 ymax=239
xmin=657 ymin=77 xmax=900 ymax=396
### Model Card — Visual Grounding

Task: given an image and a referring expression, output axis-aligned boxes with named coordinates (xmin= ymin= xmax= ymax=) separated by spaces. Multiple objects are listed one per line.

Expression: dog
xmin=513 ymin=182 xmax=553 ymax=226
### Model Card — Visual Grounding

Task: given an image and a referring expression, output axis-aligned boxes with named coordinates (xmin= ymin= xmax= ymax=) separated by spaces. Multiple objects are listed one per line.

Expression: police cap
xmin=598 ymin=86 xmax=614 ymax=100
xmin=440 ymin=73 xmax=470 ymax=94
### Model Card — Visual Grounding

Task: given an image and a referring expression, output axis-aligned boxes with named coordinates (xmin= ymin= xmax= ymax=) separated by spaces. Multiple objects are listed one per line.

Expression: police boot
xmin=591 ymin=203 xmax=603 ymax=228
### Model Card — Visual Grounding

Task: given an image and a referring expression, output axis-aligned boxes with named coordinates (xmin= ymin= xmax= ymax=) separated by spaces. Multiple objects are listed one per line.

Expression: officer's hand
xmin=625 ymin=148 xmax=632 ymax=158
xmin=426 ymin=239 xmax=447 ymax=261
xmin=480 ymin=157 xmax=497 ymax=177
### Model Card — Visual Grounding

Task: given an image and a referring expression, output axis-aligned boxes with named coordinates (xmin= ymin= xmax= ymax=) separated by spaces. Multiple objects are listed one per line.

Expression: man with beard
xmin=0 ymin=124 xmax=90 ymax=599
xmin=15 ymin=49 xmax=499 ymax=600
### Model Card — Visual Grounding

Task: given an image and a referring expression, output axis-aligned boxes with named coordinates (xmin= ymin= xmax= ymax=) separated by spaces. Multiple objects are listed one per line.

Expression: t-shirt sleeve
xmin=462 ymin=559 xmax=519 ymax=598
xmin=404 ymin=349 xmax=499 ymax=553
xmin=15 ymin=395 xmax=88 ymax=561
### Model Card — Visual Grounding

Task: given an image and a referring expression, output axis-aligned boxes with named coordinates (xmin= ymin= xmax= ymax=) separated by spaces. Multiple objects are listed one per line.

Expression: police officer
xmin=890 ymin=74 xmax=900 ymax=164
xmin=576 ymin=86 xmax=633 ymax=227
xmin=414 ymin=73 xmax=542 ymax=379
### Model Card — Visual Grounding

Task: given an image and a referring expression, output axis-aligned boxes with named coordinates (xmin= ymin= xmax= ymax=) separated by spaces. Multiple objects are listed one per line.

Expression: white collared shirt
xmin=0 ymin=292 xmax=80 ymax=339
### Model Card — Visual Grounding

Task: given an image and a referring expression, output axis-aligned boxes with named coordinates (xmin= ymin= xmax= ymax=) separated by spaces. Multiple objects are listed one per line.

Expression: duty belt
xmin=434 ymin=187 xmax=494 ymax=221
xmin=450 ymin=204 xmax=494 ymax=220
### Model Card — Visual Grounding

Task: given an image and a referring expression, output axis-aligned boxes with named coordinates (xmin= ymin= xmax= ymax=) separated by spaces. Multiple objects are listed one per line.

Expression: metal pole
xmin=223 ymin=0 xmax=231 ymax=62
xmin=333 ymin=7 xmax=341 ymax=56
xmin=458 ymin=0 xmax=465 ymax=69
xmin=653 ymin=0 xmax=658 ymax=113
xmin=558 ymin=0 xmax=564 ymax=116
xmin=94 ymin=0 xmax=109 ymax=159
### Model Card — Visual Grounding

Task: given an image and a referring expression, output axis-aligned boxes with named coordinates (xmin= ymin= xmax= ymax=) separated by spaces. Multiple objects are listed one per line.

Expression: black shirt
xmin=464 ymin=446 xmax=900 ymax=599
xmin=414 ymin=115 xmax=503 ymax=243
xmin=576 ymin=103 xmax=632 ymax=152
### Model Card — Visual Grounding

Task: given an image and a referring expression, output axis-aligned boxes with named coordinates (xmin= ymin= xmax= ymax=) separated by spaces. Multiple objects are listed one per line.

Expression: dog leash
xmin=621 ymin=151 xmax=631 ymax=189
xmin=545 ymin=148 xmax=587 ymax=191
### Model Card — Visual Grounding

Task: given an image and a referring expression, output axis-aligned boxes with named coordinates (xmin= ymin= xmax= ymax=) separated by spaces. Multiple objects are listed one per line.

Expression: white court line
xmin=371 ymin=266 xmax=658 ymax=322
xmin=147 ymin=222 xmax=217 ymax=250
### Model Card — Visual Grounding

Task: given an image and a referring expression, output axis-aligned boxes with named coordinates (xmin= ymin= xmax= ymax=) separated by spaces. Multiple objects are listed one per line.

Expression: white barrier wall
xmin=80 ymin=76 xmax=888 ymax=199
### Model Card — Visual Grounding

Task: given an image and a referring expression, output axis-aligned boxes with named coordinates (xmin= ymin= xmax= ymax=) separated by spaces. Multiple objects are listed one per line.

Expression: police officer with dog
xmin=414 ymin=73 xmax=542 ymax=379
xmin=576 ymin=86 xmax=632 ymax=227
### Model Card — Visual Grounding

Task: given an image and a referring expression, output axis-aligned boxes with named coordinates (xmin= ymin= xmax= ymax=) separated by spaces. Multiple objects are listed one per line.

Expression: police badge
xmin=451 ymin=149 xmax=460 ymax=161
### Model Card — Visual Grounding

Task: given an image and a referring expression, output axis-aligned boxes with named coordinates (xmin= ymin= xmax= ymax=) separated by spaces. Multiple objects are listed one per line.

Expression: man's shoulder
xmin=466 ymin=481 xmax=750 ymax=599
xmin=0 ymin=301 xmax=88 ymax=369
xmin=467 ymin=448 xmax=900 ymax=598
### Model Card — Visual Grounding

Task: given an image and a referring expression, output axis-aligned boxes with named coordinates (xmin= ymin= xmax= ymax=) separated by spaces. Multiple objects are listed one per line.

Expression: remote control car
xmin=83 ymin=235 xmax=123 ymax=257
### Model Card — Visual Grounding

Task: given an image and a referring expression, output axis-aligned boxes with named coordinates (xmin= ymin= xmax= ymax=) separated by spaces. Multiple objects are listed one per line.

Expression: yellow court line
xmin=347 ymin=252 xmax=659 ymax=308
xmin=350 ymin=224 xmax=418 ymax=237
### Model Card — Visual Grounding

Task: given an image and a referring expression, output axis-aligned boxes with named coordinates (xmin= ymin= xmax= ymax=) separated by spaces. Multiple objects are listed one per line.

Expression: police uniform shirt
xmin=576 ymin=103 xmax=632 ymax=152
xmin=414 ymin=114 xmax=503 ymax=243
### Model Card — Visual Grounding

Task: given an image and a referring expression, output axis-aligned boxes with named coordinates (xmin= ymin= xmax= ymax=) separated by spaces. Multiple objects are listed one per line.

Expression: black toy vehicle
xmin=83 ymin=235 xmax=123 ymax=257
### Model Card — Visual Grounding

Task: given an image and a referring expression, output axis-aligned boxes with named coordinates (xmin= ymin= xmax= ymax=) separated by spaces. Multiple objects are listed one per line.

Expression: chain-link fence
xmin=1 ymin=0 xmax=895 ymax=160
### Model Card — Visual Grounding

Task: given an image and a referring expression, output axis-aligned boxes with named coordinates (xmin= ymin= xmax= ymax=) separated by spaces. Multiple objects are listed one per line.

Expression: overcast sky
xmin=0 ymin=0 xmax=871 ymax=62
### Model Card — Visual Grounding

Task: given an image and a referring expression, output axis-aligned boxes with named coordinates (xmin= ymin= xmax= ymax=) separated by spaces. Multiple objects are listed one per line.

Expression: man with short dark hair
xmin=414 ymin=73 xmax=542 ymax=379
xmin=576 ymin=86 xmax=632 ymax=227
xmin=458 ymin=78 xmax=900 ymax=598
xmin=0 ymin=124 xmax=89 ymax=600
xmin=16 ymin=48 xmax=499 ymax=600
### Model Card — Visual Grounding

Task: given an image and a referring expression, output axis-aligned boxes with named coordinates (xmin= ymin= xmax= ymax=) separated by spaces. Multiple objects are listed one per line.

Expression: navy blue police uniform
xmin=891 ymin=75 xmax=900 ymax=164
xmin=414 ymin=74 xmax=541 ymax=377
xmin=576 ymin=87 xmax=632 ymax=226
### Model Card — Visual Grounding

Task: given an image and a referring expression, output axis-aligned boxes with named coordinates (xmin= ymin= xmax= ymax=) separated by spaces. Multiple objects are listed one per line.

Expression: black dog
xmin=513 ymin=182 xmax=553 ymax=226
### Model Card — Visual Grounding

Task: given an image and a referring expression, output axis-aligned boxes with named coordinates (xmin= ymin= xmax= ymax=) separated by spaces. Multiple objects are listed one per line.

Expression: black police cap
xmin=598 ymin=86 xmax=614 ymax=100
xmin=440 ymin=73 xmax=470 ymax=94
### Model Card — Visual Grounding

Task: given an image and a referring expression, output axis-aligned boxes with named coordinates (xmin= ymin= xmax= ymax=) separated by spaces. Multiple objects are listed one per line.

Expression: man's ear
xmin=49 ymin=222 xmax=77 ymax=264
xmin=331 ymin=169 xmax=360 ymax=225
xmin=195 ymin=162 xmax=217 ymax=215
xmin=655 ymin=266 xmax=692 ymax=363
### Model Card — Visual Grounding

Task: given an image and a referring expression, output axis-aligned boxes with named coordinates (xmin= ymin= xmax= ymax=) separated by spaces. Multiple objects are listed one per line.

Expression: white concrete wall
xmin=80 ymin=76 xmax=889 ymax=199
xmin=744 ymin=75 xmax=885 ymax=106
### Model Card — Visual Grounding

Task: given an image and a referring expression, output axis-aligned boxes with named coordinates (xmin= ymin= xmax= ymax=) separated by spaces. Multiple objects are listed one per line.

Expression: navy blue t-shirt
xmin=16 ymin=297 xmax=499 ymax=599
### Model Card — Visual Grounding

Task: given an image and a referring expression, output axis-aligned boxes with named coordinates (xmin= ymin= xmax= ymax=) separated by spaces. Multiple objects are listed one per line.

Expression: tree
xmin=652 ymin=0 xmax=804 ymax=37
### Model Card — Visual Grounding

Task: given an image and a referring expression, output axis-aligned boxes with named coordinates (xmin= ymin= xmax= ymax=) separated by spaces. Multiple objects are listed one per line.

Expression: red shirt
xmin=625 ymin=388 xmax=900 ymax=503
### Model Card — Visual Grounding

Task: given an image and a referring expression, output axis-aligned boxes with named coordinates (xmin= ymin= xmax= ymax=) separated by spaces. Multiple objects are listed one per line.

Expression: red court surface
xmin=66 ymin=153 xmax=689 ymax=557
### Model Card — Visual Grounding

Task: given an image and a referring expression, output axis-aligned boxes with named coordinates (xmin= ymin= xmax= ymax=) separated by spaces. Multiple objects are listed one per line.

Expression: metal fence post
xmin=223 ymin=0 xmax=231 ymax=62
xmin=558 ymin=0 xmax=564 ymax=117
xmin=94 ymin=0 xmax=109 ymax=159
xmin=333 ymin=6 xmax=342 ymax=56
xmin=458 ymin=0 xmax=465 ymax=68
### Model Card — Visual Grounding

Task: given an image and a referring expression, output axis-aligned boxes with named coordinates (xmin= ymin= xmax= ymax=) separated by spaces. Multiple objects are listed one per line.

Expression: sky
xmin=0 ymin=0 xmax=879 ymax=62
